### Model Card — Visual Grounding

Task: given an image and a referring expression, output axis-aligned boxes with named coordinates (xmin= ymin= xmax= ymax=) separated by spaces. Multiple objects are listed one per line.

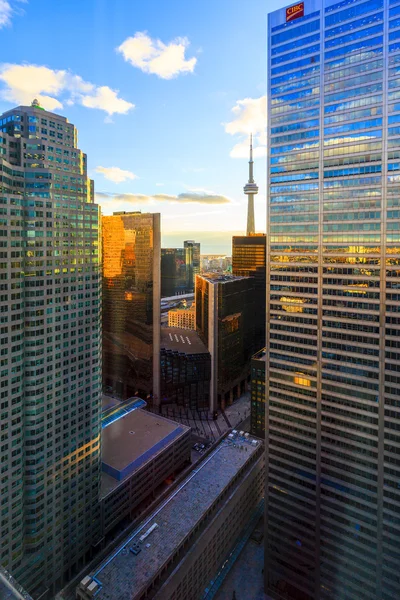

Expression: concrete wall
xmin=153 ymin=448 xmax=265 ymax=600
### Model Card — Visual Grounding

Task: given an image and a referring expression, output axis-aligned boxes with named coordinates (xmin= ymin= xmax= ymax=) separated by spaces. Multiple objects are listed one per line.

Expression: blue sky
xmin=0 ymin=0 xmax=289 ymax=253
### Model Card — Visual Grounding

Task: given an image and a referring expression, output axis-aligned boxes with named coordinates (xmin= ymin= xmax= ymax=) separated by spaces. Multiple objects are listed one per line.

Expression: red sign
xmin=286 ymin=2 xmax=304 ymax=22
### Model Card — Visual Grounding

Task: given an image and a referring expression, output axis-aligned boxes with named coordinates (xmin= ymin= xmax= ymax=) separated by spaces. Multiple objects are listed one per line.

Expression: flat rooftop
xmin=88 ymin=435 xmax=262 ymax=600
xmin=101 ymin=409 xmax=189 ymax=497
xmin=253 ymin=348 xmax=266 ymax=362
xmin=200 ymin=273 xmax=251 ymax=284
xmin=102 ymin=395 xmax=122 ymax=411
xmin=161 ymin=327 xmax=208 ymax=354
xmin=161 ymin=292 xmax=194 ymax=302
xmin=0 ymin=567 xmax=33 ymax=600
xmin=168 ymin=304 xmax=195 ymax=313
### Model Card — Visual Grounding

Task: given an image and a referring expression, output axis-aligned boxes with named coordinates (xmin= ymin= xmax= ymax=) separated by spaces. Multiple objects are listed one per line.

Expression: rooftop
xmin=1 ymin=102 xmax=68 ymax=121
xmin=86 ymin=435 xmax=262 ymax=600
xmin=161 ymin=327 xmax=208 ymax=354
xmin=168 ymin=303 xmax=195 ymax=313
xmin=112 ymin=211 xmax=142 ymax=215
xmin=232 ymin=234 xmax=266 ymax=243
xmin=0 ymin=566 xmax=33 ymax=600
xmin=199 ymin=273 xmax=251 ymax=284
xmin=101 ymin=409 xmax=189 ymax=498
xmin=102 ymin=395 xmax=122 ymax=412
xmin=253 ymin=348 xmax=266 ymax=362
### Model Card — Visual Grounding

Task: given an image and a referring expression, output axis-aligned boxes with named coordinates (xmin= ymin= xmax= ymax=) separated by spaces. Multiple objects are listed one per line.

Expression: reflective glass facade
xmin=232 ymin=234 xmax=267 ymax=351
xmin=161 ymin=240 xmax=200 ymax=297
xmin=267 ymin=1 xmax=400 ymax=598
xmin=161 ymin=248 xmax=186 ymax=297
xmin=0 ymin=103 xmax=101 ymax=596
xmin=196 ymin=275 xmax=255 ymax=411
xmin=251 ymin=349 xmax=266 ymax=439
xmin=102 ymin=212 xmax=160 ymax=405
xmin=184 ymin=240 xmax=201 ymax=292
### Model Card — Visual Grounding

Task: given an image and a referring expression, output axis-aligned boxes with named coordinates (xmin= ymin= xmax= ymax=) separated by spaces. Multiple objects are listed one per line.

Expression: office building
xmin=0 ymin=100 xmax=101 ymax=597
xmin=266 ymin=2 xmax=400 ymax=599
xmin=0 ymin=566 xmax=33 ymax=600
xmin=102 ymin=211 xmax=161 ymax=406
xmin=167 ymin=303 xmax=196 ymax=329
xmin=184 ymin=239 xmax=201 ymax=291
xmin=100 ymin=401 xmax=191 ymax=537
xmin=76 ymin=432 xmax=264 ymax=600
xmin=250 ymin=349 xmax=266 ymax=439
xmin=161 ymin=248 xmax=186 ymax=297
xmin=160 ymin=327 xmax=211 ymax=410
xmin=161 ymin=241 xmax=200 ymax=297
xmin=196 ymin=274 xmax=255 ymax=412
xmin=232 ymin=234 xmax=266 ymax=351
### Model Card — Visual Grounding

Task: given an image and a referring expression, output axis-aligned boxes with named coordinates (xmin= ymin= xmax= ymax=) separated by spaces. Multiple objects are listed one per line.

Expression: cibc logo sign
xmin=286 ymin=2 xmax=304 ymax=22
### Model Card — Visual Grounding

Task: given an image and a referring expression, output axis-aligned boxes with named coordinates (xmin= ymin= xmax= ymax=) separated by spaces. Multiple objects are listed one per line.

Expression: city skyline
xmin=2 ymin=1 xmax=400 ymax=600
xmin=0 ymin=0 xmax=296 ymax=245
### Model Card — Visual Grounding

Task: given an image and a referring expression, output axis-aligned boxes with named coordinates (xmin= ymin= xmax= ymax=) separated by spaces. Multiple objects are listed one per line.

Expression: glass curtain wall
xmin=266 ymin=1 xmax=400 ymax=598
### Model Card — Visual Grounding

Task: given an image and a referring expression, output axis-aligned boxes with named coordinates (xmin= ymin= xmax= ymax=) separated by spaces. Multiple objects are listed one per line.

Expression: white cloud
xmin=95 ymin=166 xmax=137 ymax=184
xmin=0 ymin=63 xmax=134 ymax=117
xmin=0 ymin=1 xmax=12 ymax=28
xmin=117 ymin=32 xmax=197 ymax=79
xmin=224 ymin=95 xmax=266 ymax=158
xmin=81 ymin=86 xmax=133 ymax=116
xmin=96 ymin=191 xmax=231 ymax=205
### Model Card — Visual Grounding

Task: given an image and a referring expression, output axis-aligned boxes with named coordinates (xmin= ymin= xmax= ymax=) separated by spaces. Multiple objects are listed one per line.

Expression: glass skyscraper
xmin=232 ymin=234 xmax=267 ymax=351
xmin=0 ymin=101 xmax=101 ymax=597
xmin=196 ymin=274 xmax=255 ymax=412
xmin=102 ymin=211 xmax=161 ymax=405
xmin=161 ymin=247 xmax=187 ymax=297
xmin=266 ymin=1 xmax=400 ymax=599
xmin=184 ymin=239 xmax=201 ymax=292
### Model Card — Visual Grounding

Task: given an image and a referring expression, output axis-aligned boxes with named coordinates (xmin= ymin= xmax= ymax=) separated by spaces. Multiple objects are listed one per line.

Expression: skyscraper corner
xmin=265 ymin=1 xmax=400 ymax=598
xmin=0 ymin=102 xmax=102 ymax=597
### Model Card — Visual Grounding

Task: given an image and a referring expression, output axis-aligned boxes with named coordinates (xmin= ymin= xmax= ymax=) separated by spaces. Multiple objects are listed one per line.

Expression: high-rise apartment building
xmin=102 ymin=211 xmax=161 ymax=406
xmin=232 ymin=234 xmax=266 ymax=351
xmin=0 ymin=101 xmax=101 ymax=597
xmin=266 ymin=2 xmax=400 ymax=599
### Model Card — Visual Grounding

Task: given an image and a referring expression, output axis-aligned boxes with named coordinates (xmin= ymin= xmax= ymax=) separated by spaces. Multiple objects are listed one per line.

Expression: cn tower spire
xmin=243 ymin=133 xmax=258 ymax=235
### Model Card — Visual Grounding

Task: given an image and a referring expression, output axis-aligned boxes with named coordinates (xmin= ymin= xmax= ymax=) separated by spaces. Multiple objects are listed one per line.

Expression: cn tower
xmin=243 ymin=134 xmax=258 ymax=235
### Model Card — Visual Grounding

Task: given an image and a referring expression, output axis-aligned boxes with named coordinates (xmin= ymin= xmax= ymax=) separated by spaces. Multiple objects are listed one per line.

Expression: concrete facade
xmin=168 ymin=304 xmax=196 ymax=329
xmin=76 ymin=433 xmax=264 ymax=600
xmin=100 ymin=409 xmax=191 ymax=537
